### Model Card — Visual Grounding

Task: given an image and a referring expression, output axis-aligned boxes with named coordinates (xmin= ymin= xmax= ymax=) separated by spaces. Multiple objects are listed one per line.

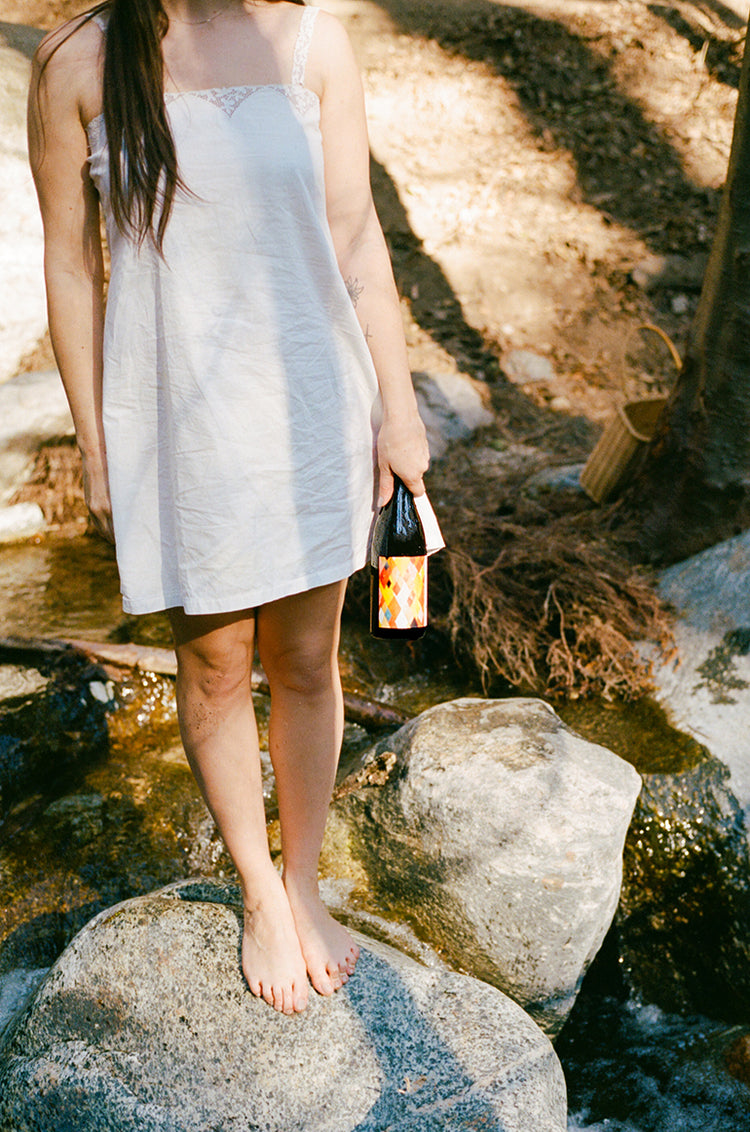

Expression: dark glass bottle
xmin=369 ymin=476 xmax=428 ymax=639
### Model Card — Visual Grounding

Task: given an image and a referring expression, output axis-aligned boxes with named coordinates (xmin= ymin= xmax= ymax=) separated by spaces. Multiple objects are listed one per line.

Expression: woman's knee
xmin=256 ymin=582 xmax=344 ymax=698
xmin=170 ymin=612 xmax=255 ymax=703
xmin=262 ymin=637 xmax=336 ymax=698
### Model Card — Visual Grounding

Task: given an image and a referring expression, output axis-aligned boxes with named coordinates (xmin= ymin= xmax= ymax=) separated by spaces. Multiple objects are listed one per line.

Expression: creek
xmin=0 ymin=532 xmax=748 ymax=1131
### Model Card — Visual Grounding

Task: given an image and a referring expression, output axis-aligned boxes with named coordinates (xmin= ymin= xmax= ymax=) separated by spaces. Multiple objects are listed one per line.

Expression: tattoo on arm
xmin=364 ymin=324 xmax=373 ymax=344
xmin=345 ymin=276 xmax=365 ymax=308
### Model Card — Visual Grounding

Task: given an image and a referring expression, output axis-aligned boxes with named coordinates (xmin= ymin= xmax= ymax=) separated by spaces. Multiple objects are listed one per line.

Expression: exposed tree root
xmin=431 ymin=448 xmax=674 ymax=701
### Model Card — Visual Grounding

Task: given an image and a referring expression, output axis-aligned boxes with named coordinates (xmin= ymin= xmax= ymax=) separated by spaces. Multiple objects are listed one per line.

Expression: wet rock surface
xmin=0 ymin=653 xmax=111 ymax=821
xmin=617 ymin=756 xmax=750 ymax=1021
xmin=335 ymin=697 xmax=642 ymax=1036
xmin=0 ymin=880 xmax=567 ymax=1132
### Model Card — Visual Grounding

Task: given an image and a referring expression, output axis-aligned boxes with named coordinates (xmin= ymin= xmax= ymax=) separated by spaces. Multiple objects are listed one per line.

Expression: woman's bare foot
xmin=283 ymin=872 xmax=360 ymax=996
xmin=242 ymin=868 xmax=309 ymax=1015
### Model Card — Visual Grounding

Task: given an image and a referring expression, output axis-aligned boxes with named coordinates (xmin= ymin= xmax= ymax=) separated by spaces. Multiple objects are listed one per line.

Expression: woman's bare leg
xmin=256 ymin=580 xmax=360 ymax=996
xmin=168 ymin=607 xmax=309 ymax=1015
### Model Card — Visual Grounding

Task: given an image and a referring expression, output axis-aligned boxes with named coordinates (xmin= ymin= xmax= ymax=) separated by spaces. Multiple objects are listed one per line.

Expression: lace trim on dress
xmin=292 ymin=6 xmax=319 ymax=88
xmin=163 ymin=83 xmax=317 ymax=118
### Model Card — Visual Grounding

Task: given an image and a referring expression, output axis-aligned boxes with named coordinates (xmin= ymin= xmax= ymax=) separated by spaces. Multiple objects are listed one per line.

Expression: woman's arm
xmin=27 ymin=22 xmax=112 ymax=540
xmin=312 ymin=13 xmax=430 ymax=506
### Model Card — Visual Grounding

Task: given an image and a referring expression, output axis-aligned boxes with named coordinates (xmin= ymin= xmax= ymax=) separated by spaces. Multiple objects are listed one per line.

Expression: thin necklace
xmin=167 ymin=2 xmax=235 ymax=25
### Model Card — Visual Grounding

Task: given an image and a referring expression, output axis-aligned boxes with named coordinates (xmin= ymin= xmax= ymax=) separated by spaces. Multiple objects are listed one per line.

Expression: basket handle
xmin=619 ymin=322 xmax=682 ymax=402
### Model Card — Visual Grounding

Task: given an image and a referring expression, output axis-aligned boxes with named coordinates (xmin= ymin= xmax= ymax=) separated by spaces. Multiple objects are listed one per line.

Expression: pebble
xmin=503 ymin=349 xmax=556 ymax=385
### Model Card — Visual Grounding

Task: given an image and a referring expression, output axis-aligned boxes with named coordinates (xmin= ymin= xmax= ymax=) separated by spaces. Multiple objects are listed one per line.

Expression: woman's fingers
xmin=377 ymin=464 xmax=394 ymax=507
xmin=93 ymin=509 xmax=115 ymax=544
xmin=81 ymin=453 xmax=115 ymax=542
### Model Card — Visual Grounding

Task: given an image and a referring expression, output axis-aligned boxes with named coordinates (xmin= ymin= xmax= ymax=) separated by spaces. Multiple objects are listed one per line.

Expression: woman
xmin=28 ymin=0 xmax=429 ymax=1016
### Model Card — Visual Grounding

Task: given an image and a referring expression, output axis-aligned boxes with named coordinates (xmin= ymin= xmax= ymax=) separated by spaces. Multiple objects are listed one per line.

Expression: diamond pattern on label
xmin=378 ymin=556 xmax=427 ymax=629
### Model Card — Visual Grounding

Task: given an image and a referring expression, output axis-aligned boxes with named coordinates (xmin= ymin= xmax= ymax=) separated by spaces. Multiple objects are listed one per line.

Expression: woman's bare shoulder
xmin=303 ymin=6 xmax=360 ymax=91
xmin=33 ymin=11 xmax=104 ymax=80
xmin=32 ymin=12 xmax=104 ymax=122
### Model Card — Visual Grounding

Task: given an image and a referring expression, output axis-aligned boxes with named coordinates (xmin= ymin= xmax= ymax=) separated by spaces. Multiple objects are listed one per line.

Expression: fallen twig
xmin=0 ymin=635 xmax=410 ymax=730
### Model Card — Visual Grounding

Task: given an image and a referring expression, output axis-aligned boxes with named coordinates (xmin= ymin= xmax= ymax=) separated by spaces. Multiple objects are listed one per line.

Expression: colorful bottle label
xmin=378 ymin=555 xmax=427 ymax=630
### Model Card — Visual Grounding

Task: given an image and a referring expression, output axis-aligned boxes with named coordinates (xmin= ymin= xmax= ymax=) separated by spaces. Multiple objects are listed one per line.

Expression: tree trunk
xmin=626 ymin=27 xmax=750 ymax=563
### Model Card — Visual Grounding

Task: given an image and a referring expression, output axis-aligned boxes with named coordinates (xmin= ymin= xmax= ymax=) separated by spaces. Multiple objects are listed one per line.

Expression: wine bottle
xmin=370 ymin=476 xmax=428 ymax=639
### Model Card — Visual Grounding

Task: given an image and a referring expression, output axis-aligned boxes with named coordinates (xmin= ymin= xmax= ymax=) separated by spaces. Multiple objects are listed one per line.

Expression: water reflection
xmin=0 ymin=536 xmax=121 ymax=641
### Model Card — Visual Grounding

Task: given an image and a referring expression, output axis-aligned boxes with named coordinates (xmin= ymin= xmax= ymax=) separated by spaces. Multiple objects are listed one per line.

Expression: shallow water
xmin=0 ymin=531 xmax=747 ymax=1130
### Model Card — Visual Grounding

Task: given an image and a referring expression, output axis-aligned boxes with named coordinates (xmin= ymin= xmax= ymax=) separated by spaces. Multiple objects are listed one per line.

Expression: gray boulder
xmin=648 ymin=529 xmax=750 ymax=844
xmin=502 ymin=349 xmax=556 ymax=385
xmin=412 ymin=370 xmax=494 ymax=460
xmin=336 ymin=697 xmax=642 ymax=1035
xmin=0 ymin=880 xmax=567 ymax=1132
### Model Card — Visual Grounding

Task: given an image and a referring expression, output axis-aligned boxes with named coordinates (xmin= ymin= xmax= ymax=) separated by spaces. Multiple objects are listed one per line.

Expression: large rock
xmin=649 ymin=530 xmax=750 ymax=844
xmin=0 ymin=880 xmax=567 ymax=1132
xmin=0 ymin=26 xmax=47 ymax=383
xmin=0 ymin=370 xmax=74 ymax=503
xmin=336 ymin=697 xmax=642 ymax=1035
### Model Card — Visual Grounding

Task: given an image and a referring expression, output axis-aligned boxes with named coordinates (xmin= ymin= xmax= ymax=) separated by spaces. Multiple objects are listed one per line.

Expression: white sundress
xmin=86 ymin=6 xmax=380 ymax=615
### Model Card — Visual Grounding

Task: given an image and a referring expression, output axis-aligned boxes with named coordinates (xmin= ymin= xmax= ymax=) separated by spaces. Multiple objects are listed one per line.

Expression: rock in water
xmin=0 ymin=881 xmax=567 ymax=1132
xmin=649 ymin=529 xmax=750 ymax=843
xmin=337 ymin=698 xmax=642 ymax=1035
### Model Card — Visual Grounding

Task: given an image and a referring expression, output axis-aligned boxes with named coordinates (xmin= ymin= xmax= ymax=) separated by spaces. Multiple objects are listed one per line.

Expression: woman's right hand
xmin=80 ymin=447 xmax=114 ymax=543
xmin=376 ymin=408 xmax=430 ymax=506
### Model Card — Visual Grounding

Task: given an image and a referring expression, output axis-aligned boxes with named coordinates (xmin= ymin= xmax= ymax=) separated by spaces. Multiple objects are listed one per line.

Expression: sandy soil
xmin=3 ymin=0 xmax=748 ymax=448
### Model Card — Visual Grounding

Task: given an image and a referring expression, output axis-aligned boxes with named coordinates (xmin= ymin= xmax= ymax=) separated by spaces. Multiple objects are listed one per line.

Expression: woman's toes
xmin=248 ymin=976 xmax=262 ymax=998
xmin=293 ymin=983 xmax=308 ymax=1012
xmin=312 ymin=967 xmax=335 ymax=996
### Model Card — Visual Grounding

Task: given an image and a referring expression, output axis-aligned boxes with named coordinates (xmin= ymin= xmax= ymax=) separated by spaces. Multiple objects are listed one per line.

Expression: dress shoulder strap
xmin=291 ymin=6 xmax=319 ymax=87
xmin=91 ymin=12 xmax=108 ymax=33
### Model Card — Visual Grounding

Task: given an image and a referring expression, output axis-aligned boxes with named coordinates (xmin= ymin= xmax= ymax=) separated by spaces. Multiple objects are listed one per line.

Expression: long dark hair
xmin=102 ymin=0 xmax=180 ymax=250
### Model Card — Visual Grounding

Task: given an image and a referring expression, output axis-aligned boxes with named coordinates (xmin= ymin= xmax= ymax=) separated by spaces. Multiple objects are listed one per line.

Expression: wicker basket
xmin=580 ymin=396 xmax=667 ymax=503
